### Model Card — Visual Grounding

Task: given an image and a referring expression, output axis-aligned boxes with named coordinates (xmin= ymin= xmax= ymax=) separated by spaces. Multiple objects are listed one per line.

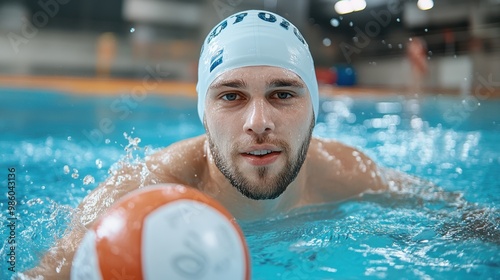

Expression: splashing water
xmin=1 ymin=92 xmax=499 ymax=279
xmin=95 ymin=159 xmax=103 ymax=169
xmin=82 ymin=175 xmax=95 ymax=185
xmin=0 ymin=129 xmax=160 ymax=278
xmin=244 ymin=178 xmax=499 ymax=279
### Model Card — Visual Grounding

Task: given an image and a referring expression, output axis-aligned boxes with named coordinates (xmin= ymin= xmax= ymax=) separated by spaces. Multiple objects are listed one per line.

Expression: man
xmin=23 ymin=10 xmax=395 ymax=279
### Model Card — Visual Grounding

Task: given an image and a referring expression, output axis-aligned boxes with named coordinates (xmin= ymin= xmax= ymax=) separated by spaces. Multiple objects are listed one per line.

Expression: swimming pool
xmin=1 ymin=87 xmax=499 ymax=279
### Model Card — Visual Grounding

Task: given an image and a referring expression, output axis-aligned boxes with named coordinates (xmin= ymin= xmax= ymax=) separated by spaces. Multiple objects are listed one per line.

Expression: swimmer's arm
xmin=379 ymin=166 xmax=422 ymax=191
xmin=18 ymin=221 xmax=86 ymax=279
xmin=20 ymin=164 xmax=164 ymax=279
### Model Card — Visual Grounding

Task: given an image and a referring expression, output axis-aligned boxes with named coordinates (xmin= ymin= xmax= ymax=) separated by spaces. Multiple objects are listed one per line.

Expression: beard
xmin=206 ymin=117 xmax=314 ymax=200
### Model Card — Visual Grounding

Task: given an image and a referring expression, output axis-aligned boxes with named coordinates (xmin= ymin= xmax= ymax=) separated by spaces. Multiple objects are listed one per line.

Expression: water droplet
xmin=454 ymin=54 xmax=457 ymax=58
xmin=72 ymin=169 xmax=79 ymax=179
xmin=105 ymin=139 xmax=111 ymax=144
xmin=67 ymin=136 xmax=72 ymax=141
xmin=398 ymin=43 xmax=403 ymax=49
xmin=323 ymin=38 xmax=332 ymax=47
xmin=388 ymin=44 xmax=393 ymax=49
xmin=381 ymin=40 xmax=386 ymax=44
xmin=83 ymin=175 xmax=95 ymax=185
xmin=424 ymin=28 xmax=428 ymax=32
xmin=349 ymin=21 xmax=353 ymax=27
xmin=396 ymin=18 xmax=400 ymax=22
xmin=409 ymin=37 xmax=413 ymax=41
xmin=130 ymin=27 xmax=135 ymax=33
xmin=95 ymin=159 xmax=103 ymax=169
xmin=330 ymin=18 xmax=340 ymax=27
xmin=41 ymin=185 xmax=46 ymax=190
xmin=63 ymin=165 xmax=70 ymax=174
xmin=428 ymin=51 xmax=433 ymax=55
xmin=130 ymin=137 xmax=141 ymax=146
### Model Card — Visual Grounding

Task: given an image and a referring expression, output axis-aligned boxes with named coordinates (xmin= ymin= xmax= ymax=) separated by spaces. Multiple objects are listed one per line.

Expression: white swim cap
xmin=197 ymin=10 xmax=319 ymax=123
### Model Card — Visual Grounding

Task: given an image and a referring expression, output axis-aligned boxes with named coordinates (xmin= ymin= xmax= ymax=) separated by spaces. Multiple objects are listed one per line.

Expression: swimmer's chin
xmin=234 ymin=186 xmax=287 ymax=200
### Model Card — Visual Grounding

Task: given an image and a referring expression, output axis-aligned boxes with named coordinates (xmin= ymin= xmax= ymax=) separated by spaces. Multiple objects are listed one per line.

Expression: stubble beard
xmin=206 ymin=118 xmax=314 ymax=200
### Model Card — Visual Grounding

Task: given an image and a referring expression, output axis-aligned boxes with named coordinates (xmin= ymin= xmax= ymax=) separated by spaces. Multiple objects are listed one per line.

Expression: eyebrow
xmin=268 ymin=78 xmax=305 ymax=89
xmin=209 ymin=79 xmax=247 ymax=90
xmin=209 ymin=78 xmax=305 ymax=90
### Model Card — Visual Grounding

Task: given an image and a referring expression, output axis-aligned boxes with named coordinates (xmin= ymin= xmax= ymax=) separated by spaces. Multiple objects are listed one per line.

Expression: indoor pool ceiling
xmin=10 ymin=0 xmax=500 ymax=30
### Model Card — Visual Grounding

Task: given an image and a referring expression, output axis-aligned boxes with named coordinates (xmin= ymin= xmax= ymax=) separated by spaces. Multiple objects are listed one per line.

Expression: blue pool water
xmin=1 ymin=88 xmax=499 ymax=279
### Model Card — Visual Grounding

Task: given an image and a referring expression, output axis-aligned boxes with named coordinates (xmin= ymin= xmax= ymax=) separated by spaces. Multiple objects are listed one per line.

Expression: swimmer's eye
xmin=221 ymin=93 xmax=239 ymax=101
xmin=275 ymin=92 xmax=293 ymax=99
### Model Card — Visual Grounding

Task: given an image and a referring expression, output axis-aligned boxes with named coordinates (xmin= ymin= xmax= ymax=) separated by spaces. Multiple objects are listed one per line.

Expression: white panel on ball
xmin=71 ymin=231 xmax=103 ymax=280
xmin=142 ymin=199 xmax=246 ymax=280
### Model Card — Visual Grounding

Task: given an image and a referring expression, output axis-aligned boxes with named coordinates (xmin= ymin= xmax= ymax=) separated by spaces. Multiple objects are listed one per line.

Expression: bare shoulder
xmin=145 ymin=135 xmax=207 ymax=187
xmin=78 ymin=135 xmax=207 ymax=227
xmin=309 ymin=137 xmax=375 ymax=171
xmin=305 ymin=137 xmax=387 ymax=202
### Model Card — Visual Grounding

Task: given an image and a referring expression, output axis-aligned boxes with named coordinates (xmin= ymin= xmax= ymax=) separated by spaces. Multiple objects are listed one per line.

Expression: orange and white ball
xmin=71 ymin=184 xmax=250 ymax=280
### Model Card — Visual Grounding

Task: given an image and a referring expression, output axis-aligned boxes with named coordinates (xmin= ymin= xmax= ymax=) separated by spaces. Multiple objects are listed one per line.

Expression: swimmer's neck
xmin=202 ymin=141 xmax=304 ymax=221
xmin=225 ymin=177 xmax=303 ymax=221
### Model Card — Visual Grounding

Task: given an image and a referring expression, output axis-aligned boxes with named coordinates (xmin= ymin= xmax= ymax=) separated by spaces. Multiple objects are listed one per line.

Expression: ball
xmin=71 ymin=184 xmax=250 ymax=280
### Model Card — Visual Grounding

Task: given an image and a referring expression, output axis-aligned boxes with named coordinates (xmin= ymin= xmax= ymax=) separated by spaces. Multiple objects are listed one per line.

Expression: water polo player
xmin=23 ymin=10 xmax=398 ymax=279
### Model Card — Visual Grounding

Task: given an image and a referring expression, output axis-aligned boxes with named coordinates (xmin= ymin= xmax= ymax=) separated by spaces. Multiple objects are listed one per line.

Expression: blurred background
xmin=0 ymin=0 xmax=499 ymax=94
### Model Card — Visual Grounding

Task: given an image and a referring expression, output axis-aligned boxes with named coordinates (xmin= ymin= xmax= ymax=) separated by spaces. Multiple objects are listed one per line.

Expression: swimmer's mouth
xmin=241 ymin=149 xmax=281 ymax=166
xmin=246 ymin=150 xmax=274 ymax=156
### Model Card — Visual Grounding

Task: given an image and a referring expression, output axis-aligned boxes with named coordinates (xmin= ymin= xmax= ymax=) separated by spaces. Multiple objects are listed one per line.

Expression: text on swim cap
xmin=202 ymin=11 xmax=307 ymax=61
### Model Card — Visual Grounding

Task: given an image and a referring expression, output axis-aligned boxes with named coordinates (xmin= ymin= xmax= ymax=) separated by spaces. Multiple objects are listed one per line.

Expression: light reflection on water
xmin=0 ymin=92 xmax=499 ymax=279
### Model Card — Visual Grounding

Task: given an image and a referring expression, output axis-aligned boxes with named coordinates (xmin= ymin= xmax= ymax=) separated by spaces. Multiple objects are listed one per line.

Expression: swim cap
xmin=197 ymin=10 xmax=319 ymax=123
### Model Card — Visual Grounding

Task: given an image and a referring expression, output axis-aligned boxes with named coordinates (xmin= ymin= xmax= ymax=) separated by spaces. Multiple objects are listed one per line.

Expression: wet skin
xmin=22 ymin=66 xmax=389 ymax=279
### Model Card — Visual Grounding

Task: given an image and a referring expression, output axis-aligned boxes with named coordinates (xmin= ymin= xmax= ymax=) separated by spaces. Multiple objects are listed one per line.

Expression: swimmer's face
xmin=204 ymin=66 xmax=314 ymax=200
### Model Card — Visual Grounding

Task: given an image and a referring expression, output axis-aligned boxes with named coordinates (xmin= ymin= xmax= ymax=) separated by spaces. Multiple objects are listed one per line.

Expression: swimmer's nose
xmin=243 ymin=99 xmax=275 ymax=136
